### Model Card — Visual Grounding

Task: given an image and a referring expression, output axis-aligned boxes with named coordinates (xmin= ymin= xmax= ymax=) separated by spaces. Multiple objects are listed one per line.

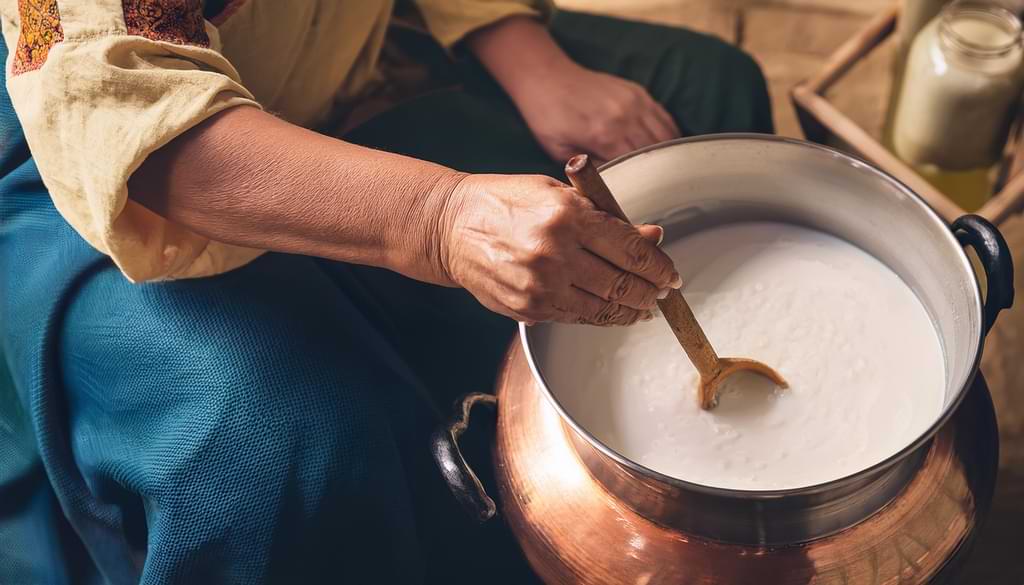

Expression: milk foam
xmin=545 ymin=222 xmax=946 ymax=490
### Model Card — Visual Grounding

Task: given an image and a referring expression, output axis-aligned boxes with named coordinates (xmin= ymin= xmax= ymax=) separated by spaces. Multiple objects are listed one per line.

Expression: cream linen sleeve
xmin=413 ymin=0 xmax=555 ymax=48
xmin=1 ymin=0 xmax=264 ymax=282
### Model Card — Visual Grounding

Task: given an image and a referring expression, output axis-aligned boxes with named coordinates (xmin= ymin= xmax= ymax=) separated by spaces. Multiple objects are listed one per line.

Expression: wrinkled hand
xmin=438 ymin=174 xmax=681 ymax=325
xmin=510 ymin=63 xmax=682 ymax=164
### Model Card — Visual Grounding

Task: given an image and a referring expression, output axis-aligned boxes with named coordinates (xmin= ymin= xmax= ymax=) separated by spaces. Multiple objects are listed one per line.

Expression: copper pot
xmin=432 ymin=136 xmax=1013 ymax=583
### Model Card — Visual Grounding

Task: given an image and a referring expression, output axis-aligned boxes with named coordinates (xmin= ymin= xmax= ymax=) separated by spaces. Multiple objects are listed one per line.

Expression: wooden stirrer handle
xmin=564 ymin=154 xmax=723 ymax=382
xmin=564 ymin=155 xmax=630 ymax=222
xmin=656 ymin=291 xmax=723 ymax=382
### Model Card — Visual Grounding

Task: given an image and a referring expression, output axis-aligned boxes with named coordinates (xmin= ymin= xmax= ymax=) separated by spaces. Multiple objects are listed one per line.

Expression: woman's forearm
xmin=128 ymin=105 xmax=679 ymax=327
xmin=128 ymin=106 xmax=464 ymax=285
xmin=466 ymin=15 xmax=575 ymax=101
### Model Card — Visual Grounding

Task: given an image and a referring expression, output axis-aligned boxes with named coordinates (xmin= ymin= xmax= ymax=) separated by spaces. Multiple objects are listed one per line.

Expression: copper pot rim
xmin=522 ymin=133 xmax=986 ymax=500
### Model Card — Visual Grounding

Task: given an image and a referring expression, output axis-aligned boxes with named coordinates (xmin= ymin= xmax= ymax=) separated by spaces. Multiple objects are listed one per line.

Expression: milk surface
xmin=545 ymin=222 xmax=946 ymax=491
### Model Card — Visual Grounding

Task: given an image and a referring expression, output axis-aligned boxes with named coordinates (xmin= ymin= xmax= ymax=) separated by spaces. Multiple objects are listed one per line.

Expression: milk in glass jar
xmin=891 ymin=1 xmax=1024 ymax=210
xmin=883 ymin=0 xmax=952 ymax=153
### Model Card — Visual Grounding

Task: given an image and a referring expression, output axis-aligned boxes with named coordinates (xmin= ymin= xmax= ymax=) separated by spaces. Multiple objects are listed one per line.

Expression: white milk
xmin=545 ymin=222 xmax=946 ymax=491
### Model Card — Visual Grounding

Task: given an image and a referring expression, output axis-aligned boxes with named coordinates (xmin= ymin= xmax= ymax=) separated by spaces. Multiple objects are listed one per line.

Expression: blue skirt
xmin=0 ymin=11 xmax=772 ymax=584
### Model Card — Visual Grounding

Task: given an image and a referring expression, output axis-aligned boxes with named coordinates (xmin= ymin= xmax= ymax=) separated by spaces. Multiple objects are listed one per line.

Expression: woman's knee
xmin=715 ymin=44 xmax=773 ymax=133
xmin=138 ymin=343 xmax=423 ymax=580
xmin=64 ymin=290 xmax=423 ymax=578
xmin=159 ymin=322 xmax=412 ymax=501
xmin=60 ymin=258 xmax=419 ymax=507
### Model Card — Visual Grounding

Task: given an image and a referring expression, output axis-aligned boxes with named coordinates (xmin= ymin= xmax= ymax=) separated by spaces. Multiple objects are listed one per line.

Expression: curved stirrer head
xmin=700 ymin=358 xmax=789 ymax=410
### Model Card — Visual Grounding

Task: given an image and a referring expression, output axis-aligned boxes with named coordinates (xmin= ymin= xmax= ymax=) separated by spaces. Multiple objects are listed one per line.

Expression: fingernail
xmin=641 ymin=311 xmax=654 ymax=322
xmin=655 ymin=225 xmax=665 ymax=246
xmin=669 ymin=272 xmax=682 ymax=289
xmin=657 ymin=288 xmax=670 ymax=299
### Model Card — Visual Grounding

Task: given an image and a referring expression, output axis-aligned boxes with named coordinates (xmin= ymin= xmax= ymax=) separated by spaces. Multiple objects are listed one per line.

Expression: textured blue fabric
xmin=0 ymin=11 xmax=772 ymax=585
xmin=56 ymin=254 xmax=437 ymax=584
xmin=0 ymin=34 xmax=108 ymax=585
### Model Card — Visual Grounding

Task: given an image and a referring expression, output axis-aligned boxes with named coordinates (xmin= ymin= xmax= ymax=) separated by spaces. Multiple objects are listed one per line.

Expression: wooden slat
xmin=980 ymin=173 xmax=1024 ymax=224
xmin=792 ymin=86 xmax=965 ymax=222
xmin=803 ymin=4 xmax=898 ymax=94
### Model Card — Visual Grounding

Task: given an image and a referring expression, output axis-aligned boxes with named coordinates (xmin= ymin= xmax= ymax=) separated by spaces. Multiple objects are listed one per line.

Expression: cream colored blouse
xmin=1 ymin=0 xmax=551 ymax=282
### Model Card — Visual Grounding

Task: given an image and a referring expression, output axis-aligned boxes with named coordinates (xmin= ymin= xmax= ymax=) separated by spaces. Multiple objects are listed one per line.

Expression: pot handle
xmin=430 ymin=392 xmax=498 ymax=523
xmin=952 ymin=214 xmax=1015 ymax=335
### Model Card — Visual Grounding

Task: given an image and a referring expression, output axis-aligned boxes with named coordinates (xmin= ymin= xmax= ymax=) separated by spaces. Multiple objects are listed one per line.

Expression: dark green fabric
xmin=347 ymin=10 xmax=773 ymax=178
xmin=0 ymin=9 xmax=772 ymax=585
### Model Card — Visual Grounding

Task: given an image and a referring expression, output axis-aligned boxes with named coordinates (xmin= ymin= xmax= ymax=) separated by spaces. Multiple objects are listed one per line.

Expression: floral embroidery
xmin=12 ymin=0 xmax=63 ymax=75
xmin=122 ymin=0 xmax=210 ymax=48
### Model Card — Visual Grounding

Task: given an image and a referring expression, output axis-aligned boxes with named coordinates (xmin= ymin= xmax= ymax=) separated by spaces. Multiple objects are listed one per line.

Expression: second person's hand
xmin=509 ymin=62 xmax=682 ymax=165
xmin=465 ymin=15 xmax=682 ymax=166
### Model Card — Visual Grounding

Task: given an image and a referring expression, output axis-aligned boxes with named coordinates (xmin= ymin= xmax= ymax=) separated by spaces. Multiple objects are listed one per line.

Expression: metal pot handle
xmin=430 ymin=392 xmax=498 ymax=523
xmin=952 ymin=214 xmax=1015 ymax=335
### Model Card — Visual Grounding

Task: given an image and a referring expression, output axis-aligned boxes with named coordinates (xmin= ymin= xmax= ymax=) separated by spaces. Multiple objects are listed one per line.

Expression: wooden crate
xmin=790 ymin=5 xmax=1024 ymax=225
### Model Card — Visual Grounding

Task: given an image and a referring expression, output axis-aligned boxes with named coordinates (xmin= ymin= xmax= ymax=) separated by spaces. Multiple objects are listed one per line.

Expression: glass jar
xmin=884 ymin=0 xmax=953 ymax=148
xmin=891 ymin=1 xmax=1024 ymax=210
xmin=897 ymin=0 xmax=953 ymax=61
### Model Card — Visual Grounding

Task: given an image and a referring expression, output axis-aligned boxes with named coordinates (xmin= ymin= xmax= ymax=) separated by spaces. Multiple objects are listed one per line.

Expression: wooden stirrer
xmin=565 ymin=154 xmax=788 ymax=410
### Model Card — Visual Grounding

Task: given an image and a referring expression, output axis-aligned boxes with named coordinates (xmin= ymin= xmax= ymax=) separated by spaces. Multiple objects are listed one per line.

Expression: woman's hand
xmin=510 ymin=63 xmax=681 ymax=164
xmin=466 ymin=16 xmax=681 ymax=164
xmin=438 ymin=174 xmax=681 ymax=325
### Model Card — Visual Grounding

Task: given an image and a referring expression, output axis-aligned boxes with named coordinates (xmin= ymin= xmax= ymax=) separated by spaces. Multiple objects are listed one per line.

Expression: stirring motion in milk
xmin=545 ymin=222 xmax=946 ymax=491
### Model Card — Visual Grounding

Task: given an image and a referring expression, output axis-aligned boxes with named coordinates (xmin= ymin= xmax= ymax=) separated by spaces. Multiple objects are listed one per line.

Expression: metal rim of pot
xmin=523 ymin=133 xmax=1011 ymax=499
